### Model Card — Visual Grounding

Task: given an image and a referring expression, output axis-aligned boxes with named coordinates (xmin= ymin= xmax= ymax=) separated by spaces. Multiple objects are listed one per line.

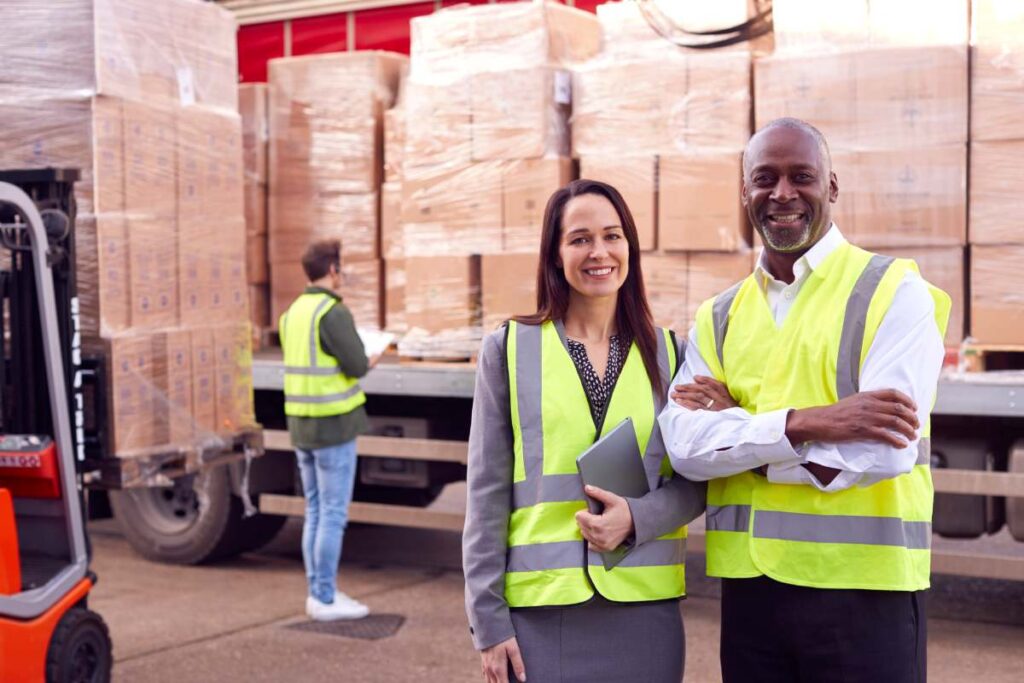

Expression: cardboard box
xmin=754 ymin=51 xmax=858 ymax=149
xmin=109 ymin=334 xmax=156 ymax=454
xmin=502 ymin=157 xmax=573 ymax=253
xmin=244 ymin=179 xmax=267 ymax=236
xmin=94 ymin=215 xmax=131 ymax=335
xmin=385 ymin=258 xmax=406 ymax=332
xmin=854 ymin=46 xmax=968 ymax=150
xmin=128 ymin=216 xmax=178 ymax=329
xmin=578 ymin=156 xmax=655 ymax=251
xmin=247 ymin=233 xmax=269 ymax=284
xmin=970 ymin=245 xmax=1024 ymax=345
xmin=153 ymin=330 xmax=194 ymax=445
xmin=835 ymin=146 xmax=966 ymax=248
xmin=123 ymin=101 xmax=176 ymax=218
xmin=643 ymin=253 xmax=690 ymax=335
xmin=971 ymin=0 xmax=1024 ymax=142
xmin=686 ymin=252 xmax=753 ymax=329
xmin=403 ymin=79 xmax=472 ymax=168
xmin=381 ymin=181 xmax=403 ymax=259
xmin=410 ymin=1 xmax=601 ymax=74
xmin=659 ymin=153 xmax=748 ymax=252
xmin=968 ymin=140 xmax=1024 ymax=244
xmin=481 ymin=253 xmax=539 ymax=331
xmin=404 ymin=256 xmax=481 ymax=332
xmin=400 ymin=164 xmax=502 ymax=255
xmin=239 ymin=83 xmax=268 ymax=184
xmin=875 ymin=246 xmax=965 ymax=345
xmin=214 ymin=323 xmax=254 ymax=369
xmin=669 ymin=51 xmax=752 ymax=152
xmin=248 ymin=285 xmax=271 ymax=331
xmin=470 ymin=67 xmax=570 ymax=161
xmin=190 ymin=329 xmax=217 ymax=434
xmin=270 ymin=260 xmax=383 ymax=330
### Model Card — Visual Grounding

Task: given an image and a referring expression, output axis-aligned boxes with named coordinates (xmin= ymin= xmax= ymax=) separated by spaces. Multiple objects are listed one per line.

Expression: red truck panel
xmin=354 ymin=2 xmax=434 ymax=53
xmin=292 ymin=13 xmax=349 ymax=56
xmin=238 ymin=22 xmax=285 ymax=82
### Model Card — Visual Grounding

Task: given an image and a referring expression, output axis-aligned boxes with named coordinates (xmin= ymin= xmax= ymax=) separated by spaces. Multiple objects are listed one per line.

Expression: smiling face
xmin=558 ymin=193 xmax=629 ymax=301
xmin=742 ymin=125 xmax=839 ymax=254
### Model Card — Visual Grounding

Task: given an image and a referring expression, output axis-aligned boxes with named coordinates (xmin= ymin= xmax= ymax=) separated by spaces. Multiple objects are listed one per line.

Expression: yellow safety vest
xmin=279 ymin=292 xmax=366 ymax=418
xmin=504 ymin=320 xmax=687 ymax=607
xmin=694 ymin=241 xmax=950 ymax=591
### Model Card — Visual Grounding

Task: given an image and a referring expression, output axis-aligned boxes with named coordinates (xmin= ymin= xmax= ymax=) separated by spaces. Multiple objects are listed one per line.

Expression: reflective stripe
xmin=706 ymin=504 xmax=751 ymax=533
xmin=918 ymin=438 xmax=930 ymax=466
xmin=285 ymin=384 xmax=364 ymax=404
xmin=507 ymin=539 xmax=685 ymax=573
xmin=515 ymin=323 xmax=545 ymax=489
xmin=308 ymin=296 xmax=334 ymax=369
xmin=507 ymin=540 xmax=584 ymax=572
xmin=753 ymin=510 xmax=931 ymax=550
xmin=513 ymin=474 xmax=583 ymax=509
xmin=284 ymin=365 xmax=342 ymax=376
xmin=835 ymin=255 xmax=895 ymax=399
xmin=712 ymin=280 xmax=744 ymax=367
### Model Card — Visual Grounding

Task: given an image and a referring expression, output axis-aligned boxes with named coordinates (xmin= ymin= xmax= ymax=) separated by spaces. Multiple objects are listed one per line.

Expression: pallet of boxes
xmin=267 ymin=52 xmax=406 ymax=347
xmin=0 ymin=0 xmax=258 ymax=486
xmin=573 ymin=1 xmax=757 ymax=336
xmin=757 ymin=0 xmax=969 ymax=351
xmin=967 ymin=0 xmax=1024 ymax=370
xmin=240 ymin=83 xmax=271 ymax=347
xmin=395 ymin=2 xmax=601 ymax=357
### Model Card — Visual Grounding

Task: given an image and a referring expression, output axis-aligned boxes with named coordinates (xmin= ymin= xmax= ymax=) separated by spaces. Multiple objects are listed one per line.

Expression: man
xmin=659 ymin=118 xmax=950 ymax=682
xmin=280 ymin=239 xmax=376 ymax=621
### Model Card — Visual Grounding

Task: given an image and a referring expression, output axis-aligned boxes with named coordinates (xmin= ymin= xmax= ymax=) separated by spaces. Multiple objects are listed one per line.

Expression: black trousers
xmin=721 ymin=576 xmax=926 ymax=683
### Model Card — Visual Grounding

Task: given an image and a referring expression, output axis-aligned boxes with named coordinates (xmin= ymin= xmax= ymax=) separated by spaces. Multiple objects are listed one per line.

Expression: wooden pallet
xmin=959 ymin=344 xmax=1024 ymax=372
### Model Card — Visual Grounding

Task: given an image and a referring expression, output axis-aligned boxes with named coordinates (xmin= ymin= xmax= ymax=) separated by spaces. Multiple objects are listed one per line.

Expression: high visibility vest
xmin=504 ymin=320 xmax=688 ymax=607
xmin=694 ymin=241 xmax=951 ymax=591
xmin=279 ymin=292 xmax=366 ymax=418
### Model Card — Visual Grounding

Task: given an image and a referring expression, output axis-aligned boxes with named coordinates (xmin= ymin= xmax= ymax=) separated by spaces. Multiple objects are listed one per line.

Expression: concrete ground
xmin=88 ymin=518 xmax=1024 ymax=683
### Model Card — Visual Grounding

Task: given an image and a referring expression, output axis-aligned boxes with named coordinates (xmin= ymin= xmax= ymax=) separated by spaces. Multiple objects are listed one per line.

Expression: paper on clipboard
xmin=358 ymin=328 xmax=395 ymax=358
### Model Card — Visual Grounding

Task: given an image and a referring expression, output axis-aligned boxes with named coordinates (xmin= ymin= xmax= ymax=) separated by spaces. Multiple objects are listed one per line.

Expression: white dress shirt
xmin=658 ymin=225 xmax=945 ymax=492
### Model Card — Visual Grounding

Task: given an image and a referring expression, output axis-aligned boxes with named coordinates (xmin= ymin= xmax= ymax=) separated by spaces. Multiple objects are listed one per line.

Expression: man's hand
xmin=575 ymin=486 xmax=635 ymax=552
xmin=787 ymin=389 xmax=919 ymax=449
xmin=671 ymin=375 xmax=738 ymax=412
xmin=480 ymin=636 xmax=526 ymax=683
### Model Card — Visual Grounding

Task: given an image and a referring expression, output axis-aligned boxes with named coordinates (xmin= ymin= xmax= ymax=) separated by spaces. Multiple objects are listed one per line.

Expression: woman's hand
xmin=671 ymin=375 xmax=738 ymax=412
xmin=575 ymin=485 xmax=635 ymax=552
xmin=480 ymin=636 xmax=526 ymax=683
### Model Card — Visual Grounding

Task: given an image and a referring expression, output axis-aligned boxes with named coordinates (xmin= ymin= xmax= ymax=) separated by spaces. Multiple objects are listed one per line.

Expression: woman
xmin=463 ymin=179 xmax=706 ymax=683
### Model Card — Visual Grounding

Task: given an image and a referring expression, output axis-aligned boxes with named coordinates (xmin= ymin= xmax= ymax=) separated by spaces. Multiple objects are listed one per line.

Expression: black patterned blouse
xmin=565 ymin=334 xmax=627 ymax=424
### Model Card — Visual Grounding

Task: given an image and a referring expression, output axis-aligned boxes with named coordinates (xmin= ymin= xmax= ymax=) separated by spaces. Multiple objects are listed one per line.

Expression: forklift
xmin=0 ymin=169 xmax=112 ymax=682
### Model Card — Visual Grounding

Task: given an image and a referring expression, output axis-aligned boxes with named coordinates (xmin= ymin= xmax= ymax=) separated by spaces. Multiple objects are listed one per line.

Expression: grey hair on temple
xmin=742 ymin=117 xmax=832 ymax=176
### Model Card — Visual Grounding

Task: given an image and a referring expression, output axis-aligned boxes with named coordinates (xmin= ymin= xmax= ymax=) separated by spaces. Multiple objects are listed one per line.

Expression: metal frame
xmin=0 ymin=182 xmax=88 ymax=620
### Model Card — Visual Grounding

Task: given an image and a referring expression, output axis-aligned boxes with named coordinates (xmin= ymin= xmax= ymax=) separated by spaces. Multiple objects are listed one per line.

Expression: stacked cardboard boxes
xmin=267 ymin=52 xmax=406 ymax=333
xmin=240 ymin=84 xmax=270 ymax=341
xmin=573 ymin=1 xmax=754 ymax=334
xmin=968 ymin=0 xmax=1024 ymax=344
xmin=0 ymin=0 xmax=256 ymax=462
xmin=398 ymin=2 xmax=597 ymax=353
xmin=756 ymin=0 xmax=969 ymax=345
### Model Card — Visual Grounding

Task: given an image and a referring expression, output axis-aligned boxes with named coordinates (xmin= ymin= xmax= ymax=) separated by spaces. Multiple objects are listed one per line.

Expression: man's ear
xmin=740 ymin=180 xmax=749 ymax=209
xmin=829 ymin=171 xmax=839 ymax=204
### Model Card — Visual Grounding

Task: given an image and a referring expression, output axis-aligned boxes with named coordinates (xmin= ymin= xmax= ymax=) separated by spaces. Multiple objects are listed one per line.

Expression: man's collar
xmin=304 ymin=285 xmax=341 ymax=301
xmin=755 ymin=223 xmax=846 ymax=284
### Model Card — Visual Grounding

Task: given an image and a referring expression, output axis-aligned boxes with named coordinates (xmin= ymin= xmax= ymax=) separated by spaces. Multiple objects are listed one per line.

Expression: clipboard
xmin=575 ymin=417 xmax=650 ymax=570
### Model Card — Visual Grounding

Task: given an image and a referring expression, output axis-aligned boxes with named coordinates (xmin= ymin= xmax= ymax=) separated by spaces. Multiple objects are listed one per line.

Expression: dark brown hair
xmin=301 ymin=238 xmax=341 ymax=281
xmin=515 ymin=179 xmax=664 ymax=394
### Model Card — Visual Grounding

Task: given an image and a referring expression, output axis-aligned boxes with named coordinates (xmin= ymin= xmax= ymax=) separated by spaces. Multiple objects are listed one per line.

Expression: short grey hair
xmin=742 ymin=117 xmax=832 ymax=176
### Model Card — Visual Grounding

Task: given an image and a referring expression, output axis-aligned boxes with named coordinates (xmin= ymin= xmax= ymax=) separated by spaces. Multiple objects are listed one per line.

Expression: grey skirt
xmin=509 ymin=596 xmax=684 ymax=683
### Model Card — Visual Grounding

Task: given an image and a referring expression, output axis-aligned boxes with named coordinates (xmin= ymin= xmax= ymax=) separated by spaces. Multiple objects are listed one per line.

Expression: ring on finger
xmin=705 ymin=398 xmax=715 ymax=409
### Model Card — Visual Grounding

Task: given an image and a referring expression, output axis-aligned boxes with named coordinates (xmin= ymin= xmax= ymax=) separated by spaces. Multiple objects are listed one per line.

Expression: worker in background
xmin=659 ymin=118 xmax=950 ymax=682
xmin=279 ymin=238 xmax=376 ymax=621
xmin=463 ymin=179 xmax=706 ymax=683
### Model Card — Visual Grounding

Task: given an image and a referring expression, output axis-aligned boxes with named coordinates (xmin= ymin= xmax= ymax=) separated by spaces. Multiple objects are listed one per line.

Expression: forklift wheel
xmin=45 ymin=607 xmax=112 ymax=683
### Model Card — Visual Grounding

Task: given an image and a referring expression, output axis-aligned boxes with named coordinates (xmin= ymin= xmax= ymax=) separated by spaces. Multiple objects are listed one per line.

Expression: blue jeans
xmin=296 ymin=439 xmax=358 ymax=604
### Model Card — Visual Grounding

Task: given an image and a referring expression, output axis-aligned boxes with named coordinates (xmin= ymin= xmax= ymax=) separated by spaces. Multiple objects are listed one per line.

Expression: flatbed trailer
xmin=251 ymin=349 xmax=1024 ymax=582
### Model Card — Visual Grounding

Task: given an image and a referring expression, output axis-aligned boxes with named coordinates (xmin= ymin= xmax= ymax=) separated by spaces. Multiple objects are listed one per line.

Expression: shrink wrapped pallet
xmin=384 ymin=259 xmax=407 ymax=333
xmin=271 ymin=259 xmax=384 ymax=331
xmin=399 ymin=256 xmax=482 ymax=359
xmin=642 ymin=253 xmax=689 ymax=334
xmin=968 ymin=141 xmax=1024 ymax=245
xmin=579 ymin=156 xmax=656 ymax=251
xmin=0 ymin=0 xmax=256 ymax=472
xmin=658 ymin=153 xmax=748 ymax=252
xmin=384 ymin=106 xmax=405 ymax=183
xmin=502 ymin=157 xmax=573 ymax=253
xmin=686 ymin=252 xmax=754 ymax=333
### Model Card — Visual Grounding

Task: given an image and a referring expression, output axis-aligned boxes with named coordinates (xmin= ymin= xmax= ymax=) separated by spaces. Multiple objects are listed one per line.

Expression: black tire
xmin=109 ymin=465 xmax=243 ymax=564
xmin=45 ymin=607 xmax=112 ymax=683
xmin=234 ymin=511 xmax=289 ymax=554
xmin=1007 ymin=441 xmax=1024 ymax=542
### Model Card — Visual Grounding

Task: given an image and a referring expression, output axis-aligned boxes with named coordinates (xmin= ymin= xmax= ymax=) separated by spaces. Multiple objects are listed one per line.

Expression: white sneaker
xmin=305 ymin=595 xmax=369 ymax=621
xmin=334 ymin=590 xmax=368 ymax=612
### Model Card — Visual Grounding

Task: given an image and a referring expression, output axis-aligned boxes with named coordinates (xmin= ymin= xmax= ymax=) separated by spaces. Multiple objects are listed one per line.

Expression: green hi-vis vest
xmin=504 ymin=320 xmax=687 ymax=608
xmin=279 ymin=292 xmax=366 ymax=418
xmin=694 ymin=241 xmax=951 ymax=591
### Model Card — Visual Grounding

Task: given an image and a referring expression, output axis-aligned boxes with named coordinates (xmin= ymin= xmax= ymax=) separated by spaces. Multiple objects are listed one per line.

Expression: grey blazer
xmin=462 ymin=326 xmax=707 ymax=650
